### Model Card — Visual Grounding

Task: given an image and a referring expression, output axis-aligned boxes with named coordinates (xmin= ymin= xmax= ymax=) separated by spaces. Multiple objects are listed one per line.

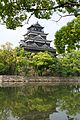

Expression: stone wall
xmin=0 ymin=75 xmax=80 ymax=87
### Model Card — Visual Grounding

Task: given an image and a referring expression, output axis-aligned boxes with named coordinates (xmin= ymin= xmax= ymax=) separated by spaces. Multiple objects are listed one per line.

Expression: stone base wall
xmin=0 ymin=75 xmax=80 ymax=87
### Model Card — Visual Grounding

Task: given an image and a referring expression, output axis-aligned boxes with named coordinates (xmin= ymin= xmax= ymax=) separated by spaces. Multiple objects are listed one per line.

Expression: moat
xmin=0 ymin=83 xmax=80 ymax=120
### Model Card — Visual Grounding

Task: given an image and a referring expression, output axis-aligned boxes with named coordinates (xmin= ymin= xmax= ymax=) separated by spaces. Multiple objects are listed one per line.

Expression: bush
xmin=58 ymin=50 xmax=80 ymax=76
xmin=0 ymin=63 xmax=9 ymax=75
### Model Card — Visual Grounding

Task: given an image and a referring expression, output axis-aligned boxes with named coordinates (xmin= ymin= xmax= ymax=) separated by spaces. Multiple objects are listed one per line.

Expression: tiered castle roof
xmin=20 ymin=22 xmax=56 ymax=54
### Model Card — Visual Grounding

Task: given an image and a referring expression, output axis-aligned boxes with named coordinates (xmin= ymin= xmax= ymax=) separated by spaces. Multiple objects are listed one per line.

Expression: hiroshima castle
xmin=20 ymin=22 xmax=56 ymax=55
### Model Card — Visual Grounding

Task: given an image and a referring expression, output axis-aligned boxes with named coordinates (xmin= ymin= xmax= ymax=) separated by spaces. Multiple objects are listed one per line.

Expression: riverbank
xmin=0 ymin=75 xmax=80 ymax=87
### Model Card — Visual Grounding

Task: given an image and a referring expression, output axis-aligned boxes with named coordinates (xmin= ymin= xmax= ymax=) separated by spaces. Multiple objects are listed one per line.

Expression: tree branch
xmin=27 ymin=12 xmax=34 ymax=24
xmin=23 ymin=2 xmax=80 ymax=11
xmin=51 ymin=13 xmax=75 ymax=22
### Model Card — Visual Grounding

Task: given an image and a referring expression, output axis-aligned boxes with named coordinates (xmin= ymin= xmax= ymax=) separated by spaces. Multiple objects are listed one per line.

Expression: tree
xmin=54 ymin=16 xmax=80 ymax=54
xmin=58 ymin=50 xmax=80 ymax=76
xmin=15 ymin=47 xmax=30 ymax=75
xmin=0 ymin=42 xmax=17 ymax=74
xmin=0 ymin=0 xmax=80 ymax=29
xmin=29 ymin=52 xmax=57 ymax=76
xmin=0 ymin=43 xmax=31 ymax=75
xmin=0 ymin=42 xmax=13 ymax=51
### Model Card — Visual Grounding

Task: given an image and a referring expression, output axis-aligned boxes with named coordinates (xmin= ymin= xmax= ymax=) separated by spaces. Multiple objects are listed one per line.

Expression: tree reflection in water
xmin=0 ymin=85 xmax=80 ymax=120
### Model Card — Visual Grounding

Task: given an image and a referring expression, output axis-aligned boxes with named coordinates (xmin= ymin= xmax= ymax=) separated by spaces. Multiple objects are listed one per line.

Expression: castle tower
xmin=20 ymin=22 xmax=56 ymax=55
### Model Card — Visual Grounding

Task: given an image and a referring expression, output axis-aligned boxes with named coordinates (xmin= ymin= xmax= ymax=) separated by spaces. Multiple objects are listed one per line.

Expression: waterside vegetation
xmin=0 ymin=16 xmax=80 ymax=77
xmin=0 ymin=42 xmax=80 ymax=77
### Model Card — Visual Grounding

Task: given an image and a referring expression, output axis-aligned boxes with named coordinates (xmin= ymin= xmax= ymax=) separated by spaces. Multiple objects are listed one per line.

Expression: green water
xmin=0 ymin=85 xmax=80 ymax=120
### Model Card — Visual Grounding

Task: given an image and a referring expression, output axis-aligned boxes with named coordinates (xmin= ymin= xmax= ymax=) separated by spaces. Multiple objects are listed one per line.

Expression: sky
xmin=0 ymin=14 xmax=74 ymax=48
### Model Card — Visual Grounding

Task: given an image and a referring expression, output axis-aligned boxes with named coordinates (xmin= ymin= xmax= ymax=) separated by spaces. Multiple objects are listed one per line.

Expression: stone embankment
xmin=0 ymin=75 xmax=80 ymax=87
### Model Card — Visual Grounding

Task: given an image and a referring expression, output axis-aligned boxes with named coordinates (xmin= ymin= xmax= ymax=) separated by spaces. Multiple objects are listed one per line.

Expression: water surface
xmin=0 ymin=85 xmax=80 ymax=120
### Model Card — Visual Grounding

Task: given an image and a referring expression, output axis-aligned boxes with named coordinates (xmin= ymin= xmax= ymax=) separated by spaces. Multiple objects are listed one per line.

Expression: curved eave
xmin=27 ymin=25 xmax=44 ymax=30
xmin=23 ymin=45 xmax=56 ymax=52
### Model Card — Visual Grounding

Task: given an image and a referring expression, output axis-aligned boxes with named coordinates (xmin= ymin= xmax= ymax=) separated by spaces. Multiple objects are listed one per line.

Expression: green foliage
xmin=58 ymin=50 xmax=80 ymax=76
xmin=54 ymin=16 xmax=80 ymax=54
xmin=0 ymin=63 xmax=8 ymax=74
xmin=0 ymin=43 xmax=80 ymax=76
xmin=29 ymin=52 xmax=57 ymax=76
xmin=0 ymin=43 xmax=16 ymax=74
xmin=15 ymin=48 xmax=30 ymax=75
xmin=0 ymin=43 xmax=25 ymax=75
xmin=0 ymin=43 xmax=30 ymax=75
xmin=0 ymin=0 xmax=80 ymax=29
